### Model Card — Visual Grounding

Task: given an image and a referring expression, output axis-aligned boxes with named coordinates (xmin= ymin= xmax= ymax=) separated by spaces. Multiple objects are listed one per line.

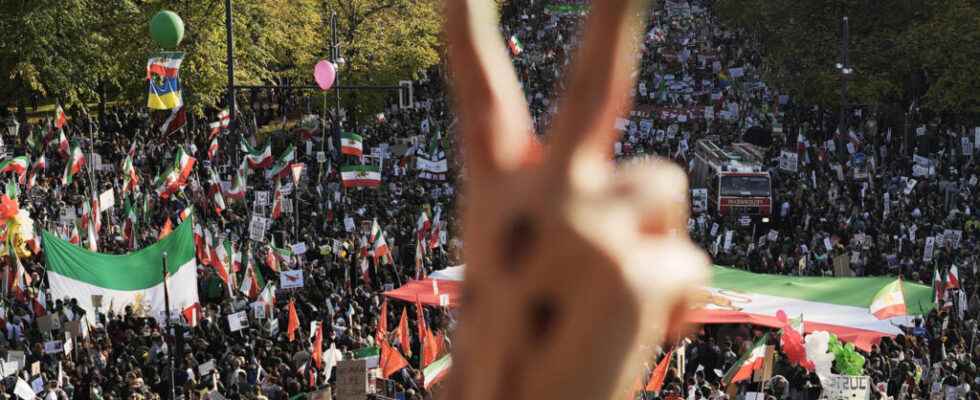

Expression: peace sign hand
xmin=445 ymin=1 xmax=709 ymax=399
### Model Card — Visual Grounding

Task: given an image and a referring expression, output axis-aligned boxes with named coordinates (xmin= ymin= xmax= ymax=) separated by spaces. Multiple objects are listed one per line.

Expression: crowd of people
xmin=0 ymin=0 xmax=975 ymax=399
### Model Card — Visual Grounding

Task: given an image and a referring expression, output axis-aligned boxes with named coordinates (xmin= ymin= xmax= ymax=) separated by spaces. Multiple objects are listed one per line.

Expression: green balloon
xmin=149 ymin=10 xmax=185 ymax=48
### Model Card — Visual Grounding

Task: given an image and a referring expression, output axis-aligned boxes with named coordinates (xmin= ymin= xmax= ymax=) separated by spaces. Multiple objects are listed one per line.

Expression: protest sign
xmin=249 ymin=217 xmax=266 ymax=242
xmin=336 ymin=359 xmax=368 ymax=400
xmin=819 ymin=374 xmax=870 ymax=400
xmin=199 ymin=359 xmax=216 ymax=376
xmin=43 ymin=340 xmax=64 ymax=354
xmin=99 ymin=189 xmax=115 ymax=211
xmin=691 ymin=188 xmax=708 ymax=213
xmin=37 ymin=315 xmax=60 ymax=333
xmin=923 ymin=236 xmax=935 ymax=262
xmin=255 ymin=191 xmax=269 ymax=206
xmin=251 ymin=302 xmax=266 ymax=319
xmin=7 ymin=351 xmax=25 ymax=370
xmin=14 ymin=378 xmax=33 ymax=400
xmin=291 ymin=242 xmax=307 ymax=255
xmin=227 ymin=311 xmax=248 ymax=332
xmin=779 ymin=150 xmax=798 ymax=172
xmin=280 ymin=270 xmax=304 ymax=289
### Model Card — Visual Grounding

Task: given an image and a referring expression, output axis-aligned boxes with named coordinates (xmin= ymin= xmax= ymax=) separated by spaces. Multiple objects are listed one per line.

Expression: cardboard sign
xmin=30 ymin=361 xmax=40 ymax=376
xmin=91 ymin=294 xmax=103 ymax=308
xmin=227 ymin=311 xmax=248 ymax=332
xmin=280 ymin=270 xmax=304 ymax=289
xmin=819 ymin=375 xmax=871 ymax=400
xmin=37 ymin=315 xmax=61 ymax=333
xmin=335 ymin=359 xmax=368 ymax=400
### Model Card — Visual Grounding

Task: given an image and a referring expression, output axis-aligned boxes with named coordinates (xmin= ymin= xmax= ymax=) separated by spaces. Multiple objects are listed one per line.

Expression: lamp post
xmin=330 ymin=12 xmax=346 ymax=155
xmin=836 ymin=16 xmax=853 ymax=137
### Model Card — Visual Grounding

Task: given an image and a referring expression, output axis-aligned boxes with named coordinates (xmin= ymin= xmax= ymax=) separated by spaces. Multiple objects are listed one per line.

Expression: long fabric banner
xmin=386 ymin=265 xmax=934 ymax=350
xmin=43 ymin=217 xmax=199 ymax=325
xmin=688 ymin=266 xmax=934 ymax=351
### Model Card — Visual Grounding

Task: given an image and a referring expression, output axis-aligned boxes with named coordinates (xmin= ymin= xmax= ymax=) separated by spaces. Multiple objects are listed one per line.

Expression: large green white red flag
xmin=43 ymin=217 xmax=199 ymax=325
xmin=869 ymin=278 xmax=906 ymax=319
xmin=691 ymin=266 xmax=933 ymax=350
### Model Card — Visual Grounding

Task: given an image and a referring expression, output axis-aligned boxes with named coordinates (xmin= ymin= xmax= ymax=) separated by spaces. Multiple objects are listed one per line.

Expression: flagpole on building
xmin=161 ymin=251 xmax=176 ymax=400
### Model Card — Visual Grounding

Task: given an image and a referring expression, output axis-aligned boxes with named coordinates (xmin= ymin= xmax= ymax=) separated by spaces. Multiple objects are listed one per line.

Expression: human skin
xmin=443 ymin=0 xmax=710 ymax=399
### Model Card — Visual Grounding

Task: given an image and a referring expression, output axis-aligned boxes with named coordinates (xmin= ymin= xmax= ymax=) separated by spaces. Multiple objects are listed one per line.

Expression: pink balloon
xmin=314 ymin=60 xmax=336 ymax=91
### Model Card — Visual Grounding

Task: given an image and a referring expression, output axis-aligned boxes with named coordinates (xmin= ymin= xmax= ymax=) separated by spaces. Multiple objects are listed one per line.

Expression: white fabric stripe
xmin=48 ymin=259 xmax=198 ymax=326
xmin=705 ymin=288 xmax=913 ymax=335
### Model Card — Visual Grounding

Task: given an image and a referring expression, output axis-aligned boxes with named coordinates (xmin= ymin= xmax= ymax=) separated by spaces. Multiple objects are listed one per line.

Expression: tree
xmin=0 ymin=0 xmax=443 ymax=118
xmin=714 ymin=0 xmax=980 ymax=121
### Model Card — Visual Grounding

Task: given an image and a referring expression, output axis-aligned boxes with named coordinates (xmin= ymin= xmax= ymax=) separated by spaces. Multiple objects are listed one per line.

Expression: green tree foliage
xmin=715 ymin=0 xmax=980 ymax=119
xmin=0 ymin=0 xmax=443 ymax=116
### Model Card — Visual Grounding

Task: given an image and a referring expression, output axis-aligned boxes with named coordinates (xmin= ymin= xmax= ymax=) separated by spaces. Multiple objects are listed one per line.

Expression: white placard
xmin=691 ymin=188 xmax=708 ymax=213
xmin=14 ymin=378 xmax=33 ymax=400
xmin=280 ymin=270 xmax=304 ymax=289
xmin=98 ymin=189 xmax=115 ymax=211
xmin=317 ymin=151 xmax=326 ymax=163
xmin=923 ymin=236 xmax=935 ymax=262
xmin=962 ymin=137 xmax=973 ymax=156
xmin=227 ymin=311 xmax=248 ymax=332
xmin=723 ymin=230 xmax=733 ymax=251
xmin=249 ymin=217 xmax=266 ymax=242
xmin=818 ymin=375 xmax=871 ymax=400
xmin=43 ymin=340 xmax=64 ymax=354
xmin=251 ymin=302 xmax=266 ymax=320
xmin=779 ymin=150 xmax=798 ymax=172
xmin=291 ymin=242 xmax=307 ymax=255
xmin=7 ymin=351 xmax=24 ymax=371
xmin=255 ymin=191 xmax=269 ymax=206
xmin=198 ymin=359 xmax=216 ymax=376
xmin=439 ymin=294 xmax=450 ymax=307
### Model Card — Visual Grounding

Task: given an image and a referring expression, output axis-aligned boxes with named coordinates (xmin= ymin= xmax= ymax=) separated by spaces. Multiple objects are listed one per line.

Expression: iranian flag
xmin=122 ymin=155 xmax=139 ymax=194
xmin=62 ymin=145 xmax=85 ymax=185
xmin=370 ymin=219 xmax=391 ymax=265
xmin=341 ymin=132 xmax=363 ymax=156
xmin=43 ymin=216 xmax=199 ymax=325
xmin=0 ymin=156 xmax=29 ymax=176
xmin=175 ymin=147 xmax=196 ymax=186
xmin=224 ymin=167 xmax=246 ymax=201
xmin=242 ymin=138 xmax=273 ymax=169
xmin=54 ymin=105 xmax=68 ymax=129
xmin=722 ymin=335 xmax=768 ymax=384
xmin=423 ymin=354 xmax=452 ymax=389
xmin=241 ymin=250 xmax=266 ymax=300
xmin=123 ymin=199 xmax=138 ymax=250
xmin=207 ymin=137 xmax=219 ymax=160
xmin=57 ymin=130 xmax=69 ymax=157
xmin=208 ymin=167 xmax=225 ymax=214
xmin=33 ymin=155 xmax=46 ymax=171
xmin=508 ymin=34 xmax=524 ymax=56
xmin=341 ymin=165 xmax=381 ymax=188
xmin=690 ymin=266 xmax=934 ymax=351
xmin=271 ymin=180 xmax=284 ymax=220
xmin=869 ymin=278 xmax=907 ymax=320
xmin=266 ymin=144 xmax=296 ymax=179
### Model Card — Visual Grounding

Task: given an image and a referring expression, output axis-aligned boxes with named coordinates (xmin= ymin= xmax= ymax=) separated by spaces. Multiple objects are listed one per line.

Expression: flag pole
xmin=161 ymin=251 xmax=176 ymax=400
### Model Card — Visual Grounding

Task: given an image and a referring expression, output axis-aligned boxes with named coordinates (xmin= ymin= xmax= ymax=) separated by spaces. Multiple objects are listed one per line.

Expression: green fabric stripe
xmin=340 ymin=165 xmax=379 ymax=173
xmin=711 ymin=266 xmax=934 ymax=314
xmin=342 ymin=132 xmax=362 ymax=142
xmin=42 ymin=217 xmax=196 ymax=290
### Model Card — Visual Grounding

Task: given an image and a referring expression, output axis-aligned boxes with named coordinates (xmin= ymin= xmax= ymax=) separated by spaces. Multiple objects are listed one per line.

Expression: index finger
xmin=547 ymin=0 xmax=649 ymax=183
xmin=445 ymin=0 xmax=535 ymax=180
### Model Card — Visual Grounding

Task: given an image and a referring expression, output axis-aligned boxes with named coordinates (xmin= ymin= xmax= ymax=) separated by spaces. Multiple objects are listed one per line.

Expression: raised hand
xmin=444 ymin=1 xmax=710 ymax=399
